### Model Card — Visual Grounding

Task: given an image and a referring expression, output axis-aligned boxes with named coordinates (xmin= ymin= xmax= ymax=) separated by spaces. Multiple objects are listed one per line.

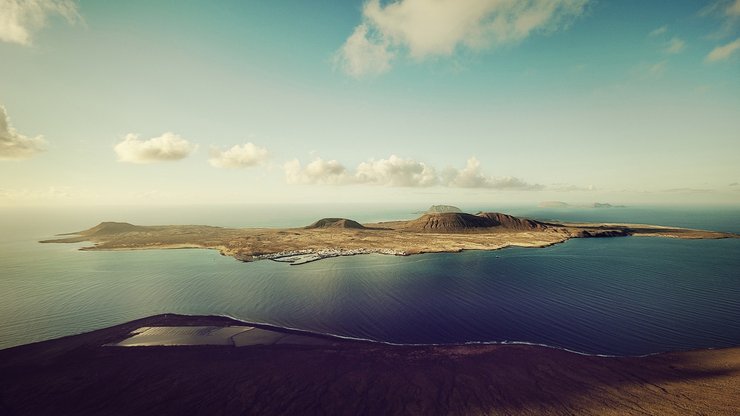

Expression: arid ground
xmin=1 ymin=314 xmax=738 ymax=415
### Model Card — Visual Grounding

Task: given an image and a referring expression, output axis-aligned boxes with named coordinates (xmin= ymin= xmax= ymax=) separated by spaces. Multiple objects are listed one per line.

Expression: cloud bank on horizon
xmin=285 ymin=156 xmax=543 ymax=190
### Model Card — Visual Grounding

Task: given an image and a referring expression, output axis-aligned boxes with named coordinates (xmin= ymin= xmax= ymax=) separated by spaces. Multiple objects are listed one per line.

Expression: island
xmin=538 ymin=201 xmax=627 ymax=208
xmin=1 ymin=314 xmax=738 ymax=415
xmin=41 ymin=211 xmax=737 ymax=265
xmin=422 ymin=204 xmax=463 ymax=213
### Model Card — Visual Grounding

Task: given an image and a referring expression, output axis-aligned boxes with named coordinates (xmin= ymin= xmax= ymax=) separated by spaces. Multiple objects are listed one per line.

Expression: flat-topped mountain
xmin=402 ymin=212 xmax=548 ymax=233
xmin=476 ymin=212 xmax=549 ymax=231
xmin=305 ymin=218 xmax=366 ymax=230
xmin=404 ymin=213 xmax=494 ymax=232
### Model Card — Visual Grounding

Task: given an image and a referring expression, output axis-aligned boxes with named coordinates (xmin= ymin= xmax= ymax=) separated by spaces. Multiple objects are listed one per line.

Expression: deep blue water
xmin=0 ymin=204 xmax=738 ymax=355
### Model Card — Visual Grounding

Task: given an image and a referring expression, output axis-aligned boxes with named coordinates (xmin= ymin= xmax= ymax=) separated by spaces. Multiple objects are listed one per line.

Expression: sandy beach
xmin=1 ymin=314 xmax=738 ymax=415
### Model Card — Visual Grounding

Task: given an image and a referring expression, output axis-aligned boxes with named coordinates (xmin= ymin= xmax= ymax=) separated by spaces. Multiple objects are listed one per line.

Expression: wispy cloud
xmin=704 ymin=0 xmax=740 ymax=18
xmin=729 ymin=0 xmax=740 ymax=16
xmin=706 ymin=37 xmax=740 ymax=61
xmin=0 ymin=0 xmax=79 ymax=45
xmin=0 ymin=105 xmax=47 ymax=161
xmin=647 ymin=26 xmax=685 ymax=55
xmin=633 ymin=60 xmax=667 ymax=79
xmin=284 ymin=155 xmax=541 ymax=190
xmin=114 ymin=132 xmax=196 ymax=164
xmin=700 ymin=1 xmax=740 ymax=39
xmin=334 ymin=24 xmax=394 ymax=78
xmin=648 ymin=25 xmax=668 ymax=37
xmin=664 ymin=37 xmax=685 ymax=54
xmin=336 ymin=0 xmax=590 ymax=77
xmin=648 ymin=60 xmax=667 ymax=77
xmin=208 ymin=143 xmax=269 ymax=169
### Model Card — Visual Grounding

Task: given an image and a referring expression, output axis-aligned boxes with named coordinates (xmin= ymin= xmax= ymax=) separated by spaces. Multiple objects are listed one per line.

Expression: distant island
xmin=424 ymin=204 xmax=463 ymax=214
xmin=539 ymin=201 xmax=626 ymax=208
xmin=42 ymin=211 xmax=737 ymax=265
xmin=592 ymin=202 xmax=626 ymax=208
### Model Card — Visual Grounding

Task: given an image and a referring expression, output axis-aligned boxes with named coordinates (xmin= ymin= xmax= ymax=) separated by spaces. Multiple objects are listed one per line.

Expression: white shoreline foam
xmin=212 ymin=313 xmax=670 ymax=358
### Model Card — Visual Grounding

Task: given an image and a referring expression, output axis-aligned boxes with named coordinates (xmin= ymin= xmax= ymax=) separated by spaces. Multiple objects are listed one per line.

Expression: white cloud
xmin=665 ymin=37 xmax=685 ymax=54
xmin=706 ymin=38 xmax=740 ymax=62
xmin=0 ymin=0 xmax=79 ymax=45
xmin=356 ymin=155 xmax=438 ymax=186
xmin=336 ymin=0 xmax=589 ymax=77
xmin=285 ymin=155 xmax=438 ymax=187
xmin=209 ymin=142 xmax=268 ymax=169
xmin=284 ymin=157 xmax=350 ymax=185
xmin=443 ymin=157 xmax=542 ymax=189
xmin=285 ymin=155 xmax=541 ymax=190
xmin=0 ymin=105 xmax=47 ymax=160
xmin=114 ymin=132 xmax=196 ymax=164
xmin=334 ymin=24 xmax=394 ymax=78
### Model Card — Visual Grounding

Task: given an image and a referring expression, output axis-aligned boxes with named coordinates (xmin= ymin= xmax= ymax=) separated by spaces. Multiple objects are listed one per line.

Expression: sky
xmin=1 ymin=0 xmax=739 ymax=207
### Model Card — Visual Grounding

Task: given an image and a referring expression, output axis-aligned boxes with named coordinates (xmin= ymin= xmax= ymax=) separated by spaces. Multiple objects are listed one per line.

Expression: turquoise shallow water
xmin=1 ymin=205 xmax=739 ymax=355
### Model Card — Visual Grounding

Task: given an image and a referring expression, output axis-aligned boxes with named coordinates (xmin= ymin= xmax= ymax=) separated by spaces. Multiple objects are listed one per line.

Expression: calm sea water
xmin=1 ymin=204 xmax=738 ymax=355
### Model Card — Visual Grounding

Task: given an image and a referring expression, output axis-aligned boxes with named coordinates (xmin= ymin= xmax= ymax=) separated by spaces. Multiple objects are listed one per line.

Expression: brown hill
xmin=305 ymin=218 xmax=366 ymax=230
xmin=75 ymin=222 xmax=145 ymax=236
xmin=475 ymin=212 xmax=549 ymax=231
xmin=402 ymin=212 xmax=548 ymax=233
xmin=403 ymin=213 xmax=494 ymax=232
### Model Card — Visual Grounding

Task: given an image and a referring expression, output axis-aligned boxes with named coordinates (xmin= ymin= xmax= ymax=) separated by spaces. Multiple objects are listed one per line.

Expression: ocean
xmin=1 ymin=204 xmax=739 ymax=355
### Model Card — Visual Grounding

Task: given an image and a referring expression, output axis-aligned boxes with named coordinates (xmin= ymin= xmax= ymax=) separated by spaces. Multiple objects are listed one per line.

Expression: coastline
xmin=40 ymin=212 xmax=739 ymax=265
xmin=2 ymin=314 xmax=738 ymax=415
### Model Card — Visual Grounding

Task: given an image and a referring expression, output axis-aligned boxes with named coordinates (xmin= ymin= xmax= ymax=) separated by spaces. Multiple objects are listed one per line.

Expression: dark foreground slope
xmin=1 ymin=314 xmax=738 ymax=416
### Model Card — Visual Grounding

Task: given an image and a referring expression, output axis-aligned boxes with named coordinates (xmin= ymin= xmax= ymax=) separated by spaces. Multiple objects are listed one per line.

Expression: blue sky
xmin=1 ymin=0 xmax=739 ymax=206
